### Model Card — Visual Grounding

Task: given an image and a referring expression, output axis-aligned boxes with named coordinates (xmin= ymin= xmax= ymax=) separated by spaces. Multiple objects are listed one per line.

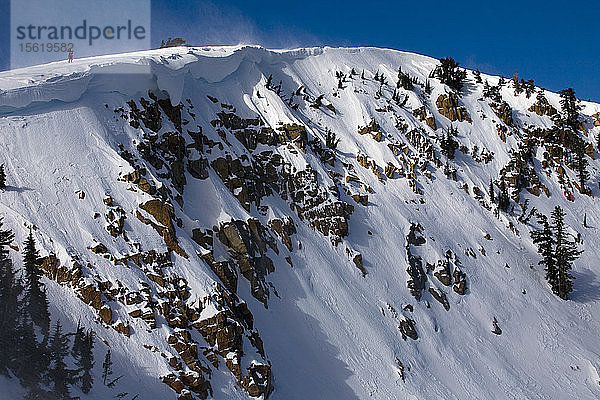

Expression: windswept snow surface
xmin=1 ymin=45 xmax=600 ymax=399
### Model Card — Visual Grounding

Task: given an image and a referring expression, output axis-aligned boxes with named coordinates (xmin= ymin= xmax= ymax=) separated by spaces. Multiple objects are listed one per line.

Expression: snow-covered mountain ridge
xmin=1 ymin=45 xmax=600 ymax=399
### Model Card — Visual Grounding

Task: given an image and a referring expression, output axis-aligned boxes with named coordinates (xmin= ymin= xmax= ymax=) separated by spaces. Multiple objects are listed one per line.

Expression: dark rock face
xmin=208 ymin=104 xmax=354 ymax=246
xmin=431 ymin=250 xmax=469 ymax=296
xmin=406 ymin=223 xmax=427 ymax=301
xmin=282 ymin=166 xmax=353 ymax=245
xmin=428 ymin=287 xmax=450 ymax=311
xmin=433 ymin=260 xmax=452 ymax=286
xmin=399 ymin=318 xmax=418 ymax=341
xmin=91 ymin=242 xmax=108 ymax=254
xmin=407 ymin=223 xmax=426 ymax=246
xmin=216 ymin=219 xmax=277 ymax=307
xmin=124 ymin=94 xmax=195 ymax=194
xmin=353 ymin=253 xmax=366 ymax=277
xmin=40 ymin=255 xmax=82 ymax=285
xmin=197 ymin=232 xmax=242 ymax=293
xmin=358 ymin=118 xmax=381 ymax=137
xmin=188 ymin=158 xmax=209 ymax=179
xmin=277 ymin=123 xmax=308 ymax=152
xmin=120 ymin=167 xmax=156 ymax=194
xmin=196 ymin=311 xmax=244 ymax=365
xmin=161 ymin=372 xmax=211 ymax=399
xmin=211 ymin=110 xmax=279 ymax=151
xmin=453 ymin=267 xmax=468 ymax=295
xmin=406 ymin=252 xmax=426 ymax=301
xmin=158 ymin=97 xmax=184 ymax=132
xmin=211 ymin=260 xmax=238 ymax=294
xmin=269 ymin=217 xmax=296 ymax=251
xmin=211 ymin=153 xmax=282 ymax=211
xmin=192 ymin=228 xmax=213 ymax=249
xmin=351 ymin=193 xmax=369 ymax=206
xmin=115 ymin=95 xmax=364 ymax=398
xmin=195 ymin=307 xmax=272 ymax=399
xmin=80 ymin=95 xmax=284 ymax=399
xmin=492 ymin=317 xmax=502 ymax=335
xmin=127 ymin=97 xmax=162 ymax=132
xmin=138 ymin=199 xmax=187 ymax=258
xmin=242 ymin=363 xmax=273 ymax=398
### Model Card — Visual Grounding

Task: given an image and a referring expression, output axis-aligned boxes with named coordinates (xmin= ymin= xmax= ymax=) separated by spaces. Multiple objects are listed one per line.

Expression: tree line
xmin=0 ymin=220 xmax=114 ymax=399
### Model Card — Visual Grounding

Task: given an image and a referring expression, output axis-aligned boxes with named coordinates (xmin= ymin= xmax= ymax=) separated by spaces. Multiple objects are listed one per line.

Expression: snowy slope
xmin=1 ymin=45 xmax=600 ymax=400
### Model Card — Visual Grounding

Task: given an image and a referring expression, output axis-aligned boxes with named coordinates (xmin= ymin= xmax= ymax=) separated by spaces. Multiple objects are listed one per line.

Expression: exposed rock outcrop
xmin=528 ymin=95 xmax=557 ymax=117
xmin=490 ymin=101 xmax=514 ymax=126
xmin=413 ymin=106 xmax=437 ymax=130
xmin=399 ymin=318 xmax=418 ymax=341
xmin=216 ymin=219 xmax=277 ymax=306
xmin=436 ymin=93 xmax=471 ymax=123
xmin=405 ymin=223 xmax=427 ymax=301
xmin=138 ymin=199 xmax=187 ymax=257
xmin=428 ymin=287 xmax=450 ymax=311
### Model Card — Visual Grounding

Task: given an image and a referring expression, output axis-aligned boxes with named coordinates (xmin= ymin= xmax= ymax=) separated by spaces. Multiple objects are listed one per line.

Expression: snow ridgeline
xmin=0 ymin=45 xmax=600 ymax=399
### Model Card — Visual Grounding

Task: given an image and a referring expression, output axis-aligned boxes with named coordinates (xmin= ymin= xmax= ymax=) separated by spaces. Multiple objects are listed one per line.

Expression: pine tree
xmin=265 ymin=74 xmax=273 ymax=89
xmin=536 ymin=89 xmax=546 ymax=103
xmin=18 ymin=231 xmax=50 ymax=397
xmin=0 ymin=218 xmax=18 ymax=376
xmin=77 ymin=331 xmax=94 ymax=394
xmin=379 ymin=74 xmax=387 ymax=86
xmin=325 ymin=129 xmax=339 ymax=150
xmin=574 ymin=139 xmax=590 ymax=193
xmin=513 ymin=71 xmax=522 ymax=96
xmin=473 ymin=69 xmax=482 ymax=83
xmin=19 ymin=317 xmax=46 ymax=396
xmin=0 ymin=164 xmax=6 ymax=190
xmin=70 ymin=321 xmax=84 ymax=387
xmin=523 ymin=79 xmax=535 ymax=98
xmin=531 ymin=214 xmax=558 ymax=294
xmin=483 ymin=80 xmax=490 ymax=95
xmin=559 ymin=88 xmax=582 ymax=131
xmin=102 ymin=349 xmax=113 ymax=385
xmin=311 ymin=94 xmax=324 ymax=109
xmin=433 ymin=57 xmax=467 ymax=92
xmin=551 ymin=206 xmax=581 ymax=300
xmin=23 ymin=231 xmax=50 ymax=335
xmin=497 ymin=180 xmax=510 ymax=212
xmin=396 ymin=66 xmax=413 ymax=90
xmin=483 ymin=80 xmax=501 ymax=103
xmin=489 ymin=179 xmax=495 ymax=204
xmin=71 ymin=322 xmax=84 ymax=362
xmin=424 ymin=80 xmax=431 ymax=95
xmin=440 ymin=125 xmax=459 ymax=159
xmin=48 ymin=321 xmax=73 ymax=399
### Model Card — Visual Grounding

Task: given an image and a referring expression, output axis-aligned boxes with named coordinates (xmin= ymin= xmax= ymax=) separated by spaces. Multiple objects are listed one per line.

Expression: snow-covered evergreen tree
xmin=22 ymin=231 xmax=50 ymax=336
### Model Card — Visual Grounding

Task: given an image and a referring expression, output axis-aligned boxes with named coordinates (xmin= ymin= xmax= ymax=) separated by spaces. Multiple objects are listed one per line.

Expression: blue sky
xmin=2 ymin=0 xmax=599 ymax=101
